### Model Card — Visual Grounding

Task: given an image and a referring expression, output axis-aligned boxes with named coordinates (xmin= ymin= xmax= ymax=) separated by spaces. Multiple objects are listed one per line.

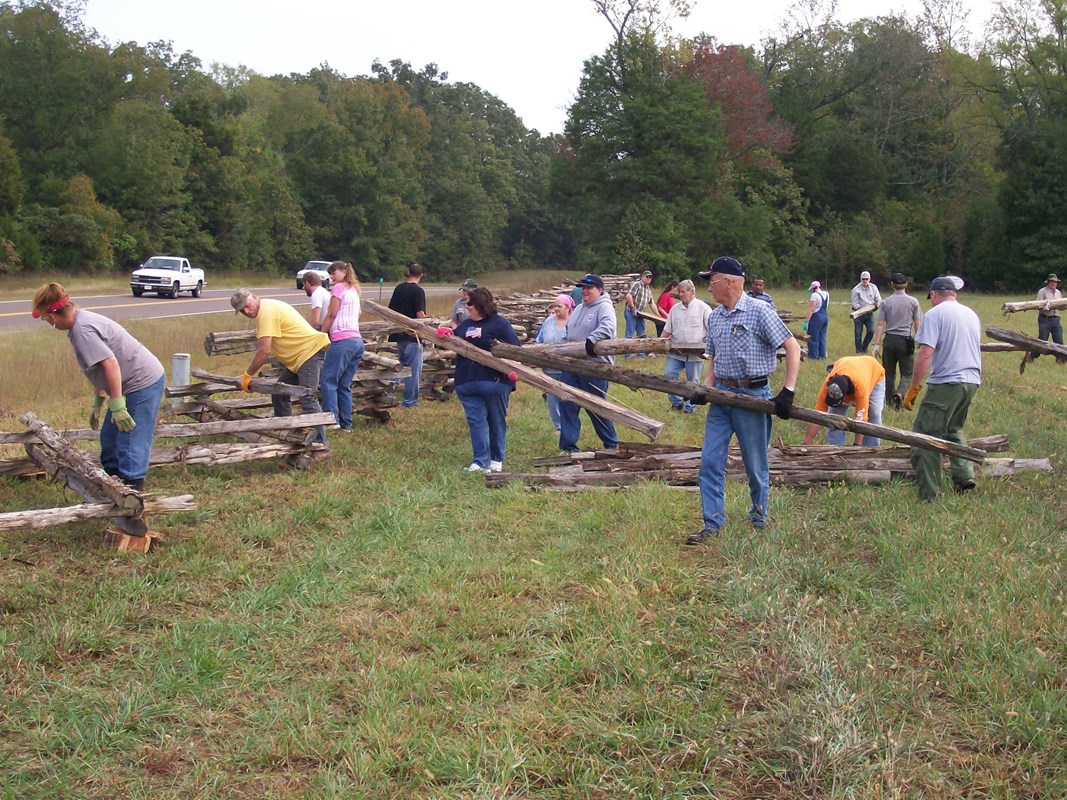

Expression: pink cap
xmin=554 ymin=293 xmax=575 ymax=309
xmin=810 ymin=281 xmax=821 ymax=290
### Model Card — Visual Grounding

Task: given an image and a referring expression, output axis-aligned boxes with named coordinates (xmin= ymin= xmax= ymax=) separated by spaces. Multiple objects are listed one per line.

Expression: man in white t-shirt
xmin=303 ymin=271 xmax=331 ymax=330
xmin=902 ymin=276 xmax=981 ymax=500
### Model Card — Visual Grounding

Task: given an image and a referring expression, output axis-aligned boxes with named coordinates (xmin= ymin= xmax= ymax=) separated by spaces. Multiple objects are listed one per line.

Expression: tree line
xmin=0 ymin=0 xmax=1064 ymax=289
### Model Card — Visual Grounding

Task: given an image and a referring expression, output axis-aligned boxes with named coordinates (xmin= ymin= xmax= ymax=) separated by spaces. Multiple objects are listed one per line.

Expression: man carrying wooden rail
xmin=687 ymin=256 xmax=801 ymax=544
xmin=902 ymin=276 xmax=981 ymax=499
xmin=851 ymin=270 xmax=882 ymax=354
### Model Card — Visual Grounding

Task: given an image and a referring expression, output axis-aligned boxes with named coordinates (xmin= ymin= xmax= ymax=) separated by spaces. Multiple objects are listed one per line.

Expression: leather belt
xmin=718 ymin=376 xmax=768 ymax=389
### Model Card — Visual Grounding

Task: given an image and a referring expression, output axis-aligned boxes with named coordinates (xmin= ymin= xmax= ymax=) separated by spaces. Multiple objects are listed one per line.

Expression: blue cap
xmin=698 ymin=256 xmax=745 ymax=278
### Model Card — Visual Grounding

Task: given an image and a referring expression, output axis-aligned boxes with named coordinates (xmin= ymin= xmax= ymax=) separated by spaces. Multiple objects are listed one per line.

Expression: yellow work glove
xmin=902 ymin=384 xmax=921 ymax=411
xmin=89 ymin=395 xmax=105 ymax=431
xmin=107 ymin=395 xmax=136 ymax=432
xmin=240 ymin=372 xmax=254 ymax=392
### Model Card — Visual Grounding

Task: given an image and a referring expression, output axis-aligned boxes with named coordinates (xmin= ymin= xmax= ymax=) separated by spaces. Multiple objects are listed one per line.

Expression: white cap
xmin=860 ymin=271 xmax=871 ymax=280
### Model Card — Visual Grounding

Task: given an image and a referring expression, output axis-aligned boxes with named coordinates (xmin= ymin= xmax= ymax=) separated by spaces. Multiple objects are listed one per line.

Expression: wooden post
xmin=986 ymin=325 xmax=1067 ymax=360
xmin=490 ymin=342 xmax=987 ymax=464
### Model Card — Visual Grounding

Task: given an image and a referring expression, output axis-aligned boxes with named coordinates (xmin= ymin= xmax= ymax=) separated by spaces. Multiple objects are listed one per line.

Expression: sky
xmin=80 ymin=0 xmax=999 ymax=136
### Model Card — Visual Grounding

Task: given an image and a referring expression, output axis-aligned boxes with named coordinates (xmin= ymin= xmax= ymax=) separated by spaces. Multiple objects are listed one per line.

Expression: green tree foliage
xmin=552 ymin=32 xmax=724 ymax=274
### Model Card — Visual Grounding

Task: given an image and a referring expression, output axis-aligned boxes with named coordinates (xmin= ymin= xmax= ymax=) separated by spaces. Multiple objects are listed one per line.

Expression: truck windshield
xmin=144 ymin=258 xmax=181 ymax=271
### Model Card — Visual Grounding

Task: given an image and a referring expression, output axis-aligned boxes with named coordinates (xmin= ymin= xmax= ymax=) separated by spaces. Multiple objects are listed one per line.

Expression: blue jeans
xmin=320 ymin=336 xmax=365 ymax=429
xmin=623 ymin=308 xmax=646 ymax=340
xmin=456 ymin=380 xmax=512 ymax=467
xmin=558 ymin=372 xmax=618 ymax=451
xmin=808 ymin=312 xmax=828 ymax=359
xmin=664 ymin=356 xmax=703 ymax=410
xmin=1036 ymin=315 xmax=1063 ymax=359
xmin=826 ymin=379 xmax=885 ymax=446
xmin=853 ymin=313 xmax=875 ymax=353
xmin=698 ymin=384 xmax=772 ymax=531
xmin=545 ymin=370 xmax=563 ymax=431
xmin=100 ymin=373 xmax=165 ymax=484
xmin=396 ymin=339 xmax=423 ymax=406
xmin=272 ymin=348 xmax=327 ymax=445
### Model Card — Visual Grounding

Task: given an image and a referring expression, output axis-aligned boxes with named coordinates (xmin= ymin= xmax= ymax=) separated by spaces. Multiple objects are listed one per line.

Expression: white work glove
xmin=871 ymin=344 xmax=881 ymax=360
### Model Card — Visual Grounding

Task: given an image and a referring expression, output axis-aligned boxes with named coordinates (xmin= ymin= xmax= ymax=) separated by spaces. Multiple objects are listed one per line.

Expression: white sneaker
xmin=466 ymin=463 xmax=489 ymax=473
xmin=489 ymin=461 xmax=503 ymax=473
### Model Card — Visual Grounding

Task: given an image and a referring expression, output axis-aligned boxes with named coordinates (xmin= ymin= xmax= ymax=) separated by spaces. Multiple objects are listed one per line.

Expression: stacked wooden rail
xmin=486 ymin=437 xmax=1050 ymax=491
xmin=0 ymin=414 xmax=197 ymax=551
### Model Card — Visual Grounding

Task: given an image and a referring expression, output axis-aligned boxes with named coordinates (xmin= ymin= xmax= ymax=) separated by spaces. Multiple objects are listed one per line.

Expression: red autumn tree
xmin=688 ymin=43 xmax=793 ymax=173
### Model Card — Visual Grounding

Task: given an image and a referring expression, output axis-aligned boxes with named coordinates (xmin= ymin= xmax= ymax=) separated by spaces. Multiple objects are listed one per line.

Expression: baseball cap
xmin=641 ymin=270 xmax=653 ymax=277
xmin=230 ymin=288 xmax=253 ymax=314
xmin=891 ymin=272 xmax=908 ymax=284
xmin=577 ymin=273 xmax=605 ymax=289
xmin=809 ymin=280 xmax=821 ymax=290
xmin=928 ymin=276 xmax=963 ymax=293
xmin=698 ymin=255 xmax=745 ymax=278
xmin=460 ymin=278 xmax=477 ymax=290
xmin=825 ymin=375 xmax=853 ymax=407
xmin=860 ymin=271 xmax=871 ymax=280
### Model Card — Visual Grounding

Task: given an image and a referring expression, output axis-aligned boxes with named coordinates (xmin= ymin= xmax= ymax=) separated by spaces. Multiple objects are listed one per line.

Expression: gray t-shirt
xmin=877 ymin=291 xmax=922 ymax=336
xmin=915 ymin=299 xmax=981 ymax=385
xmin=68 ymin=309 xmax=165 ymax=395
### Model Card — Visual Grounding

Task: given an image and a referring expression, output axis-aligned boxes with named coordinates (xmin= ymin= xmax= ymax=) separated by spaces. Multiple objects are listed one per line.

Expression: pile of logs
xmin=0 ymin=414 xmax=197 ymax=552
xmin=486 ymin=436 xmax=1051 ymax=491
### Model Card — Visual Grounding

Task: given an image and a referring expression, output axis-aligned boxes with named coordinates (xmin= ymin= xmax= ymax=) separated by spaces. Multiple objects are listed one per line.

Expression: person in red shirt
xmin=653 ymin=280 xmax=678 ymax=336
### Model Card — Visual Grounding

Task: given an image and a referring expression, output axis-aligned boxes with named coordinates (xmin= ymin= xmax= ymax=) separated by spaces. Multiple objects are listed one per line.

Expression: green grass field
xmin=1 ymin=278 xmax=1064 ymax=798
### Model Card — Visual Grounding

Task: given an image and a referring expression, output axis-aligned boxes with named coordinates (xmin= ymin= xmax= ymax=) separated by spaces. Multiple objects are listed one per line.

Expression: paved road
xmin=0 ymin=284 xmax=454 ymax=334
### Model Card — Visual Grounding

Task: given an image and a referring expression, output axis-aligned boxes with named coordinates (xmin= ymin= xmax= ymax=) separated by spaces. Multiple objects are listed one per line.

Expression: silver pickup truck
xmin=130 ymin=256 xmax=206 ymax=298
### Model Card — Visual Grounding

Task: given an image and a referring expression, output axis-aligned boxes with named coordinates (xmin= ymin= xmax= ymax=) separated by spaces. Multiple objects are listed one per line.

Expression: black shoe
xmin=953 ymin=479 xmax=977 ymax=494
xmin=669 ymin=404 xmax=684 ymax=412
xmin=686 ymin=529 xmax=716 ymax=545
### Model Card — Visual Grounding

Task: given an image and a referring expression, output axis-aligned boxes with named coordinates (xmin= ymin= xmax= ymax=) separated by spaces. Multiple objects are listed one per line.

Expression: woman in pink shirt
xmin=319 ymin=261 xmax=365 ymax=432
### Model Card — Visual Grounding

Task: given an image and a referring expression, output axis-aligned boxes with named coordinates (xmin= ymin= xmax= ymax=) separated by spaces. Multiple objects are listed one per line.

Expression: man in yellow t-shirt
xmin=231 ymin=289 xmax=331 ymax=454
xmin=802 ymin=355 xmax=886 ymax=447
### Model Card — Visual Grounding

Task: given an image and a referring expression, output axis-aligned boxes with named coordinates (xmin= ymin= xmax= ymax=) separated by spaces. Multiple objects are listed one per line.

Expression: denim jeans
xmin=558 ymin=372 xmax=618 ymax=451
xmin=807 ymin=313 xmax=828 ymax=359
xmin=320 ymin=337 xmax=365 ymax=429
xmin=456 ymin=380 xmax=512 ymax=467
xmin=396 ymin=339 xmax=423 ymax=406
xmin=826 ymin=378 xmax=885 ymax=446
xmin=664 ymin=356 xmax=703 ymax=410
xmin=853 ymin=313 xmax=875 ymax=353
xmin=272 ymin=348 xmax=327 ymax=445
xmin=99 ymin=373 xmax=165 ymax=484
xmin=623 ymin=308 xmax=646 ymax=340
xmin=698 ymin=383 xmax=772 ymax=531
xmin=911 ymin=382 xmax=979 ymax=500
xmin=545 ymin=370 xmax=563 ymax=431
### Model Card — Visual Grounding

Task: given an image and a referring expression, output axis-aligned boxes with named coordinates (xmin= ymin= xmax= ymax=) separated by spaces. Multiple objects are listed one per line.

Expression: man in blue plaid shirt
xmin=688 ymin=256 xmax=801 ymax=545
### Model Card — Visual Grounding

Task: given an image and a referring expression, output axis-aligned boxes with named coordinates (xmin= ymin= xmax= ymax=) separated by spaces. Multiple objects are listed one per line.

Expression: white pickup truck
xmin=130 ymin=256 xmax=206 ymax=298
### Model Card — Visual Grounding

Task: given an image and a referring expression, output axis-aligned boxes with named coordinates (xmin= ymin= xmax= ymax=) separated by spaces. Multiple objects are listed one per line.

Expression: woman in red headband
xmin=31 ymin=283 xmax=165 ymax=491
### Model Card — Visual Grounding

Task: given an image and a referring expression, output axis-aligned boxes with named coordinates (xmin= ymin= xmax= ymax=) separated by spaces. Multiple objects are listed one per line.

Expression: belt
xmin=718 ymin=376 xmax=768 ymax=389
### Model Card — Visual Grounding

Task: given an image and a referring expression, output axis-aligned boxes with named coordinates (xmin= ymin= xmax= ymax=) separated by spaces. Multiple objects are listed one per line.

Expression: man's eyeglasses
xmin=708 ymin=278 xmax=729 ymax=287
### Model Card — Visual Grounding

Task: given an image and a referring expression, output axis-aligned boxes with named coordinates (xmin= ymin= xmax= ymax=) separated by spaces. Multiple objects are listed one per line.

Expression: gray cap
xmin=230 ymin=288 xmax=253 ymax=314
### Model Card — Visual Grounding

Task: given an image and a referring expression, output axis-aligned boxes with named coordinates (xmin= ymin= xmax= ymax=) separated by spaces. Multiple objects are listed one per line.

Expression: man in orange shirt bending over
xmin=802 ymin=355 xmax=886 ymax=446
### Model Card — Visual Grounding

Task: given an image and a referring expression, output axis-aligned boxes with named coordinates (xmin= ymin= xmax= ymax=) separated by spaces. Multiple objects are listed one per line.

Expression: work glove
xmin=107 ymin=395 xmax=136 ymax=432
xmin=902 ymin=384 xmax=921 ymax=411
xmin=690 ymin=392 xmax=709 ymax=406
xmin=802 ymin=320 xmax=809 ymax=332
xmin=89 ymin=395 xmax=105 ymax=431
xmin=871 ymin=344 xmax=881 ymax=360
xmin=435 ymin=326 xmax=453 ymax=338
xmin=584 ymin=338 xmax=598 ymax=357
xmin=239 ymin=372 xmax=254 ymax=392
xmin=772 ymin=387 xmax=795 ymax=420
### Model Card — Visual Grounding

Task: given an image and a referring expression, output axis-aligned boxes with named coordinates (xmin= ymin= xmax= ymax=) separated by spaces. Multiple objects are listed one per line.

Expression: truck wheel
xmin=296 ymin=279 xmax=303 ymax=290
xmin=192 ymin=281 xmax=203 ymax=298
xmin=170 ymin=282 xmax=180 ymax=299
xmin=132 ymin=288 xmax=144 ymax=297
